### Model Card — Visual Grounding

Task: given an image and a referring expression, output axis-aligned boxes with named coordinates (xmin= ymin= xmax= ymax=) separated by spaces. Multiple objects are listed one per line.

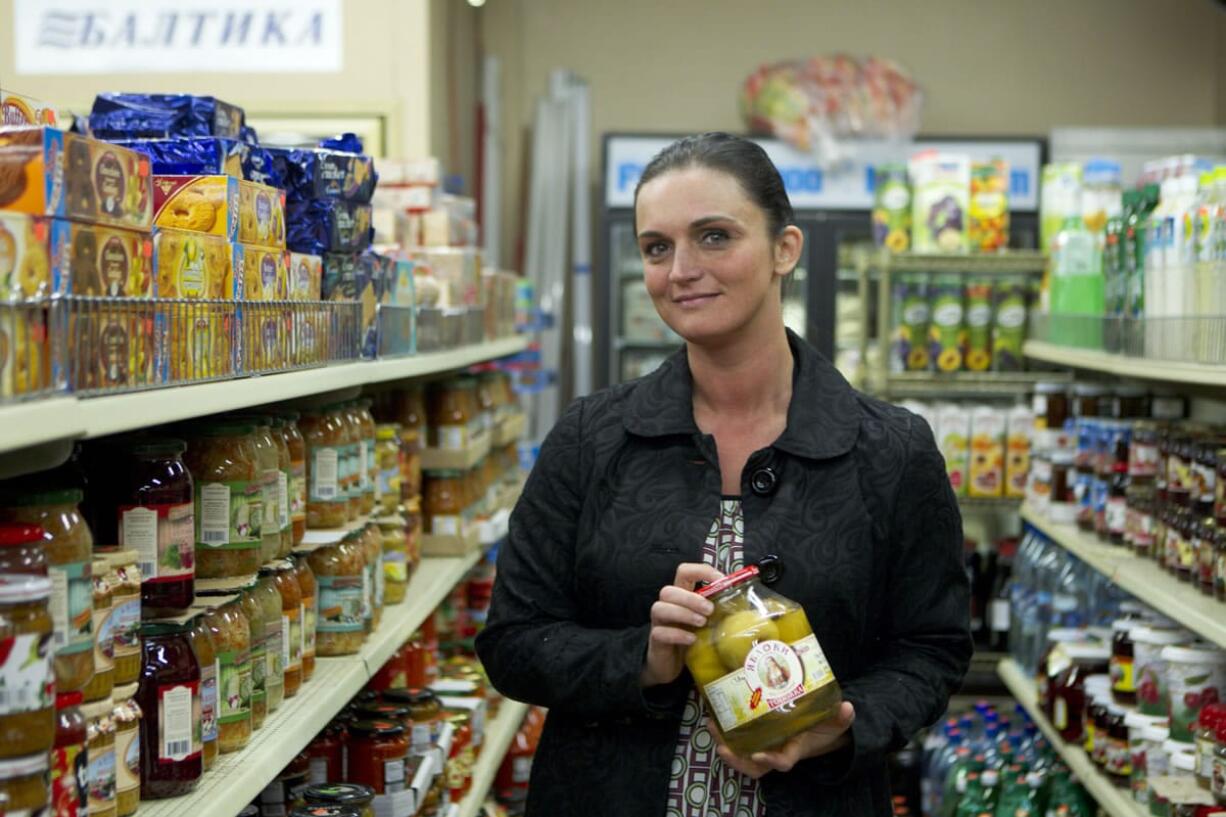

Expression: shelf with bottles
xmin=1024 ymin=337 xmax=1226 ymax=388
xmin=455 ymin=701 xmax=532 ymax=817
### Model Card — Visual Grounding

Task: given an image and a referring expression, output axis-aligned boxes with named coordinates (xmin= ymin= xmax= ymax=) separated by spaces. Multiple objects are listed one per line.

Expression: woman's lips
xmin=673 ymin=293 xmax=719 ymax=308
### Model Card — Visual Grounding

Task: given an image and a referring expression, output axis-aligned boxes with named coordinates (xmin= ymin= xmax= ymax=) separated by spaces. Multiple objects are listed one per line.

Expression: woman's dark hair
xmin=633 ymin=132 xmax=795 ymax=236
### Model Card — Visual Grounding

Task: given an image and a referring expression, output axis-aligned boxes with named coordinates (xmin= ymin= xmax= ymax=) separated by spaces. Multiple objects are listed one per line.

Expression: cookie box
xmin=152 ymin=175 xmax=286 ymax=248
xmin=323 ymin=252 xmax=387 ymax=358
xmin=89 ymin=93 xmax=245 ymax=140
xmin=48 ymin=220 xmax=154 ymax=297
xmin=162 ymin=300 xmax=234 ymax=383
xmin=0 ymin=301 xmax=50 ymax=398
xmin=152 ymin=228 xmax=232 ymax=299
xmin=118 ymin=137 xmax=244 ymax=179
xmin=287 ymin=199 xmax=372 ymax=255
xmin=0 ymin=212 xmax=53 ymax=300
xmin=264 ymin=146 xmax=377 ymax=203
xmin=63 ymin=299 xmax=159 ymax=393
xmin=1 ymin=90 xmax=72 ymax=129
xmin=287 ymin=252 xmax=322 ymax=301
xmin=0 ymin=126 xmax=153 ymax=231
xmin=233 ymin=243 xmax=289 ymax=301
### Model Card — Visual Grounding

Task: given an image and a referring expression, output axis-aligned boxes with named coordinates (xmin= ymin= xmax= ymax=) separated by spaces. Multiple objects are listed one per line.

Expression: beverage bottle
xmin=927 ymin=729 xmax=965 ymax=816
xmin=1169 ymin=174 xmax=1200 ymax=360
xmin=953 ymin=771 xmax=990 ymax=817
xmin=921 ymin=720 xmax=958 ymax=813
xmin=938 ymin=747 xmax=975 ymax=817
xmin=987 ymin=538 xmax=1016 ymax=652
xmin=1144 ymin=178 xmax=1176 ymax=358
xmin=1051 ymin=214 xmax=1105 ymax=348
xmin=1189 ymin=171 xmax=1216 ymax=361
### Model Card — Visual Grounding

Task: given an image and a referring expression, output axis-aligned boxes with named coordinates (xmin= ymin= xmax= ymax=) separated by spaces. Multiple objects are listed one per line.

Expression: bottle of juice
xmin=1144 ymin=178 xmax=1176 ymax=359
xmin=1051 ymin=214 xmax=1104 ymax=348
xmin=1126 ymin=185 xmax=1159 ymax=353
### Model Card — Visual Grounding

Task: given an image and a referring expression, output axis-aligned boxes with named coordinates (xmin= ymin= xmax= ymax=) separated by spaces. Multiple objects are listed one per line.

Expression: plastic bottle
xmin=927 ymin=729 xmax=965 ymax=816
xmin=1189 ymin=171 xmax=1217 ymax=362
xmin=1144 ymin=178 xmax=1176 ymax=358
xmin=1169 ymin=174 xmax=1201 ymax=361
xmin=922 ymin=721 xmax=958 ymax=814
xmin=938 ymin=747 xmax=975 ymax=817
xmin=1051 ymin=214 xmax=1105 ymax=348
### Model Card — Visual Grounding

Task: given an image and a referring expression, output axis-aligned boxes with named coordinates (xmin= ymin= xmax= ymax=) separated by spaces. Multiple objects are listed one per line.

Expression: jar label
xmin=1136 ymin=654 xmax=1170 ymax=717
xmin=0 ymin=631 xmax=54 ymax=715
xmin=251 ymin=640 xmax=266 ymax=691
xmin=384 ymin=758 xmax=405 ymax=792
xmin=340 ymin=443 xmax=357 ymax=499
xmin=278 ymin=470 xmax=290 ymax=532
xmin=49 ymin=560 xmax=92 ymax=656
xmin=1052 ymin=697 xmax=1068 ymax=730
xmin=1130 ymin=441 xmax=1160 ymax=478
xmin=301 ymin=597 xmax=316 ymax=657
xmin=260 ymin=470 xmax=279 ymax=535
xmin=158 ymin=682 xmax=199 ymax=763
xmin=1214 ymin=753 xmax=1226 ymax=797
xmin=1106 ymin=496 xmax=1127 ymax=534
xmin=310 ymin=447 xmax=340 ymax=502
xmin=359 ymin=440 xmax=370 ymax=492
xmin=267 ymin=620 xmax=283 ymax=680
xmin=702 ymin=635 xmax=835 ymax=734
xmin=316 ymin=575 xmax=364 ymax=633
xmin=281 ymin=613 xmax=292 ymax=670
xmin=1110 ymin=655 xmax=1135 ymax=694
xmin=93 ymin=602 xmax=115 ymax=673
xmin=218 ymin=648 xmax=252 ymax=724
xmin=1104 ymin=736 xmax=1131 ymax=776
xmin=1193 ymin=461 xmax=1216 ymax=503
xmin=432 ymin=515 xmax=461 ymax=536
xmin=197 ymin=481 xmax=262 ymax=548
xmin=287 ymin=609 xmax=303 ymax=668
xmin=384 ymin=550 xmax=408 ymax=583
xmin=436 ymin=425 xmax=467 ymax=451
xmin=86 ymin=743 xmax=116 ymax=811
xmin=52 ymin=741 xmax=87 ymax=817
xmin=1166 ymin=659 xmax=1226 ymax=742
xmin=290 ymin=460 xmax=307 ymax=522
xmin=1178 ymin=534 xmax=1197 ymax=570
xmin=117 ymin=723 xmax=139 ymax=794
xmin=378 ymin=466 xmax=400 ymax=502
xmin=201 ymin=659 xmax=218 ymax=744
xmin=119 ymin=501 xmax=194 ymax=582
xmin=361 ymin=563 xmax=373 ymax=621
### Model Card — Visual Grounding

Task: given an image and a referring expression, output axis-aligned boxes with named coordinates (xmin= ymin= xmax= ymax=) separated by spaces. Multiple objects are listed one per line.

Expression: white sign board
xmin=605 ymin=135 xmax=1041 ymax=211
xmin=14 ymin=0 xmax=343 ymax=74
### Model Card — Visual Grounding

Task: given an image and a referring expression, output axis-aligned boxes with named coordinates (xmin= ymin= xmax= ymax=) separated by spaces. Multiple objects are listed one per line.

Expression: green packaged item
xmin=911 ymin=152 xmax=970 ymax=254
xmin=1127 ymin=184 xmax=1160 ymax=319
xmin=892 ymin=272 xmax=930 ymax=371
xmin=964 ymin=278 xmax=993 ymax=371
xmin=928 ymin=273 xmax=965 ymax=372
xmin=1040 ymin=163 xmax=1084 ymax=253
xmin=991 ymin=276 xmax=1028 ymax=371
xmin=872 ymin=163 xmax=911 ymax=252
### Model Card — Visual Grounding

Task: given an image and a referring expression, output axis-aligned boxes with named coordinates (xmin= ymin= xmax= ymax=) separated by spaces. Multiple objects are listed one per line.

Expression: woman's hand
xmin=640 ymin=562 xmax=724 ymax=688
xmin=715 ymin=702 xmax=856 ymax=779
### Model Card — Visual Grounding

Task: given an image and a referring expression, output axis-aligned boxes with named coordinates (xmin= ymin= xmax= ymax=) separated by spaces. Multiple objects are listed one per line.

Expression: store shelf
xmin=881 ymin=370 xmax=1071 ymax=399
xmin=882 ymin=251 xmax=1047 ymax=276
xmin=140 ymin=549 xmax=485 ymax=817
xmin=1022 ymin=340 xmax=1226 ymax=387
xmin=455 ymin=700 xmax=531 ymax=817
xmin=996 ymin=658 xmax=1144 ymax=817
xmin=958 ymin=495 xmax=1023 ymax=511
xmin=1021 ymin=504 xmax=1226 ymax=651
xmin=0 ymin=337 xmax=529 ymax=456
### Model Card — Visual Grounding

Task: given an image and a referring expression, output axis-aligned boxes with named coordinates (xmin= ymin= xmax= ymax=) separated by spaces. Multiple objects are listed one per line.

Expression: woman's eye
xmin=643 ymin=241 xmax=669 ymax=259
xmin=700 ymin=229 xmax=728 ymax=246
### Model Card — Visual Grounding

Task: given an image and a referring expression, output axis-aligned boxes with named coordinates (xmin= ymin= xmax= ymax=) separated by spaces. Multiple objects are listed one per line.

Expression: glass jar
xmin=337 ymin=404 xmax=363 ymax=522
xmin=0 ymin=574 xmax=55 ymax=758
xmin=183 ymin=422 xmax=264 ymax=578
xmin=1134 ymin=625 xmax=1191 ymax=717
xmin=1111 ymin=617 xmax=1140 ymax=706
xmin=379 ymin=518 xmax=408 ymax=605
xmin=300 ymin=410 xmax=347 ymax=529
xmin=1130 ymin=421 xmax=1161 ymax=481
xmin=358 ymin=526 xmax=383 ymax=634
xmin=292 ymin=805 xmax=360 ymax=817
xmin=83 ymin=560 xmax=115 ymax=703
xmin=1114 ymin=385 xmax=1150 ymax=420
xmin=1162 ymin=645 xmax=1226 ymax=744
xmin=118 ymin=439 xmax=195 ymax=616
xmin=375 ymin=424 xmax=403 ymax=517
xmin=0 ymin=753 xmax=50 ymax=815
xmin=268 ymin=560 xmax=303 ymax=698
xmin=683 ymin=565 xmax=841 ymax=756
xmin=135 ymin=620 xmax=202 ymax=799
xmin=111 ymin=689 xmax=141 ymax=817
xmin=428 ymin=380 xmax=479 ymax=452
xmin=303 ymin=783 xmax=375 ymax=817
xmin=1033 ymin=382 xmax=1070 ymax=452
xmin=1126 ymin=711 xmax=1169 ymax=804
xmin=1103 ymin=703 xmax=1131 ymax=786
xmin=259 ymin=751 xmax=310 ymax=817
xmin=267 ymin=417 xmax=295 ymax=559
xmin=0 ymin=490 xmax=96 ymax=693
xmin=1127 ymin=485 xmax=1158 ymax=559
xmin=1213 ymin=721 xmax=1226 ymax=805
xmin=53 ymin=690 xmax=88 ymax=817
xmin=1052 ymin=643 xmax=1111 ymax=743
xmin=306 ymin=538 xmax=365 ymax=656
xmin=198 ymin=596 xmax=252 ymax=752
xmin=234 ymin=418 xmax=283 ymax=565
xmin=109 ymin=553 xmax=141 ymax=687
xmin=382 ymin=689 xmax=440 ymax=756
xmin=292 ymin=556 xmax=317 ymax=683
xmin=1196 ymin=704 xmax=1225 ymax=792
xmin=390 ymin=387 xmax=426 ymax=502
xmin=369 ymin=648 xmax=409 ymax=693
xmin=306 ymin=721 xmax=345 ymax=785
xmin=357 ymin=401 xmax=377 ymax=517
xmin=188 ymin=615 xmax=218 ymax=771
xmin=236 ymin=581 xmax=268 ymax=730
xmin=254 ymin=572 xmax=285 ymax=713
xmin=276 ymin=412 xmax=308 ymax=547
xmin=1072 ymin=383 xmax=1107 ymax=419
xmin=1217 ymin=527 xmax=1226 ymax=602
xmin=1197 ymin=518 xmax=1218 ymax=596
xmin=0 ymin=523 xmax=48 ymax=575
xmin=403 ymin=499 xmax=421 ymax=577
xmin=423 ymin=472 xmax=465 ymax=537
xmin=1050 ymin=451 xmax=1077 ymax=525
xmin=345 ymin=720 xmax=408 ymax=795
xmin=83 ymin=697 xmax=117 ymax=817
xmin=443 ymin=710 xmax=473 ymax=801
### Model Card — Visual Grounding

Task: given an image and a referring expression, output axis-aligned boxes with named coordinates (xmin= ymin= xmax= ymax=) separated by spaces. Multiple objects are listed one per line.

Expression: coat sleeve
xmin=475 ymin=398 xmax=688 ymax=720
xmin=807 ymin=414 xmax=972 ymax=783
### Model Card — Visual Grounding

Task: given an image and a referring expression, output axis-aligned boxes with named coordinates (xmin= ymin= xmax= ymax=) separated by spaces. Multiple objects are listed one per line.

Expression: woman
xmin=476 ymin=132 xmax=971 ymax=817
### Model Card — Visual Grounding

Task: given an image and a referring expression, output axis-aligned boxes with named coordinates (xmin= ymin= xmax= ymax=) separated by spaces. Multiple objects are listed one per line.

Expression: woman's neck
xmin=688 ymin=320 xmax=793 ymax=422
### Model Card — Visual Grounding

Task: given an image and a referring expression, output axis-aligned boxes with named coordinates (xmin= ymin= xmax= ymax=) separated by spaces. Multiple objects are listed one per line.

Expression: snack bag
xmin=1005 ymin=405 xmax=1034 ymax=499
xmin=909 ymin=151 xmax=970 ymax=254
xmin=969 ymin=406 xmax=1006 ymax=498
xmin=935 ymin=403 xmax=970 ymax=496
xmin=969 ymin=160 xmax=1009 ymax=253
xmin=927 ymin=274 xmax=965 ymax=373
xmin=891 ymin=272 xmax=929 ymax=372
xmin=964 ymin=278 xmax=993 ymax=372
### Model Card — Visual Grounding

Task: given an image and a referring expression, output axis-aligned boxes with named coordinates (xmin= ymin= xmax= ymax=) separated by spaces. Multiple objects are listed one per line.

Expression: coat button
xmin=758 ymin=554 xmax=784 ymax=585
xmin=750 ymin=467 xmax=778 ymax=496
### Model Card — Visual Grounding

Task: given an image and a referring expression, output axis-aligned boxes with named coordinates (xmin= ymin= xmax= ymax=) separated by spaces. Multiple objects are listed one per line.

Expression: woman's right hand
xmin=640 ymin=562 xmax=724 ymax=688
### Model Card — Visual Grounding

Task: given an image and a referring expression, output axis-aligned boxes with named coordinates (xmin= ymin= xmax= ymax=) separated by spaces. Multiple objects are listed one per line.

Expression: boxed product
xmin=0 ymin=302 xmax=48 ymax=398
xmin=964 ymin=278 xmax=993 ymax=372
xmin=0 ymin=212 xmax=53 ymax=300
xmin=152 ymin=228 xmax=231 ymax=299
xmin=65 ymin=300 xmax=158 ymax=392
xmin=323 ymin=252 xmax=386 ymax=358
xmin=991 ymin=276 xmax=1029 ymax=372
xmin=287 ymin=252 xmax=322 ymax=301
xmin=286 ymin=199 xmax=372 ymax=255
xmin=387 ymin=255 xmax=417 ymax=305
xmin=968 ymin=406 xmax=1006 ymax=498
xmin=153 ymin=175 xmax=286 ymax=248
xmin=1 ymin=90 xmax=72 ymax=129
xmin=119 ymin=137 xmax=244 ymax=178
xmin=1005 ymin=405 xmax=1033 ymax=499
xmin=891 ymin=272 xmax=929 ymax=372
xmin=871 ymin=163 xmax=911 ymax=252
xmin=88 ymin=93 xmax=245 ymax=140
xmin=233 ymin=243 xmax=289 ymax=301
xmin=909 ymin=151 xmax=970 ymax=254
xmin=49 ymin=220 xmax=153 ymax=297
xmin=0 ymin=126 xmax=154 ymax=231
xmin=968 ymin=160 xmax=1009 ymax=253
xmin=927 ymin=274 xmax=964 ymax=373
xmin=263 ymin=146 xmax=377 ymax=203
xmin=1040 ymin=163 xmax=1083 ymax=253
xmin=410 ymin=247 xmax=482 ymax=308
xmin=161 ymin=299 xmax=234 ymax=383
xmin=935 ymin=403 xmax=970 ymax=496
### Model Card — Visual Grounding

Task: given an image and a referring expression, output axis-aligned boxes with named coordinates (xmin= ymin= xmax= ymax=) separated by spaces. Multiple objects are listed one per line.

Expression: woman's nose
xmin=668 ymin=243 xmax=702 ymax=283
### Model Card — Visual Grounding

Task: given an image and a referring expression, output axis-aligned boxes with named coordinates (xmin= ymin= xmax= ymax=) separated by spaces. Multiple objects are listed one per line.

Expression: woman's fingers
xmin=655 ymin=588 xmax=712 ymax=622
xmin=715 ymin=742 xmax=769 ymax=779
xmin=649 ymin=625 xmax=696 ymax=647
xmin=673 ymin=562 xmax=723 ymax=591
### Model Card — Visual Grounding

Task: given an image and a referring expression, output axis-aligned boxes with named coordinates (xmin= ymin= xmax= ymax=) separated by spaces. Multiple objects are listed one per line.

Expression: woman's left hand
xmin=714 ymin=702 xmax=856 ymax=779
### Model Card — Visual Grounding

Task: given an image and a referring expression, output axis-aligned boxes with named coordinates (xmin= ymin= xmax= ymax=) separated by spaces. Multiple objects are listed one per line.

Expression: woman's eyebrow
xmin=638 ymin=214 xmax=742 ymax=240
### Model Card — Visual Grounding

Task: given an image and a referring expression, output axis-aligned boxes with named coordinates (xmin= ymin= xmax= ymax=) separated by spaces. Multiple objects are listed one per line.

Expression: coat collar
xmin=621 ymin=329 xmax=862 ymax=460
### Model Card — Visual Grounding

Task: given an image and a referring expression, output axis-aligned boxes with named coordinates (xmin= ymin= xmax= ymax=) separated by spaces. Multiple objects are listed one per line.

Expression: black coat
xmin=476 ymin=331 xmax=971 ymax=816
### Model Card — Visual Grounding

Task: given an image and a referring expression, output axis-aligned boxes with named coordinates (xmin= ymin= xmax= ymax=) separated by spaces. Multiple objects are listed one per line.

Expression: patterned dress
xmin=665 ymin=498 xmax=766 ymax=817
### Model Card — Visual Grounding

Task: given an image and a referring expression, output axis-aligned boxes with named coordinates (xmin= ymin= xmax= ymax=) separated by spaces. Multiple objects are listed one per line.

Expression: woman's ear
xmin=774 ymin=225 xmax=805 ymax=277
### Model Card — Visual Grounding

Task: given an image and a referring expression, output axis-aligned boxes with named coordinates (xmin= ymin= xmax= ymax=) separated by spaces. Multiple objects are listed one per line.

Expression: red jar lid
xmin=0 ymin=524 xmax=45 ymax=546
xmin=348 ymin=719 xmax=405 ymax=739
xmin=698 ymin=565 xmax=759 ymax=599
xmin=56 ymin=690 xmax=84 ymax=709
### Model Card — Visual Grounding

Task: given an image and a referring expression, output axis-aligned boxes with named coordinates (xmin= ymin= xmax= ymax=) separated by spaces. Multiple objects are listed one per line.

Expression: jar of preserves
xmin=1126 ymin=486 xmax=1158 ymax=559
xmin=1217 ymin=527 xmax=1226 ymax=602
xmin=1050 ymin=451 xmax=1077 ymax=525
xmin=1214 ymin=721 xmax=1226 ymax=805
xmin=135 ymin=619 xmax=202 ymax=799
xmin=53 ymin=690 xmax=88 ymax=817
xmin=111 ymin=687 xmax=141 ymax=817
xmin=307 ymin=537 xmax=365 ymax=656
xmin=357 ymin=401 xmax=377 ymax=517
xmin=236 ymin=580 xmax=268 ymax=730
xmin=254 ymin=571 xmax=285 ymax=713
xmin=0 ymin=523 xmax=48 ymax=575
xmin=428 ymin=380 xmax=477 ymax=451
xmin=0 ymin=753 xmax=50 ymax=816
xmin=1162 ymin=645 xmax=1226 ymax=744
xmin=389 ymin=387 xmax=426 ymax=501
xmin=336 ymin=404 xmax=362 ymax=522
xmin=382 ymin=689 xmax=440 ymax=755
xmin=443 ymin=711 xmax=472 ymax=801
xmin=234 ymin=418 xmax=284 ymax=565
xmin=1196 ymin=704 xmax=1225 ymax=792
xmin=1072 ymin=383 xmax=1107 ymax=419
xmin=1111 ymin=617 xmax=1140 ymax=706
xmin=369 ymin=648 xmax=409 ymax=692
xmin=474 ymin=376 xmax=496 ymax=442
xmin=423 ymin=472 xmax=465 ymax=537
xmin=1194 ymin=441 xmax=1221 ymax=513
xmin=346 ymin=720 xmax=408 ymax=794
xmin=0 ymin=490 xmax=96 ymax=693
xmin=267 ymin=417 xmax=295 ymax=558
xmin=197 ymin=595 xmax=252 ymax=752
xmin=374 ymin=425 xmax=403 ymax=517
xmin=83 ymin=560 xmax=114 ymax=703
xmin=187 ymin=615 xmax=218 ymax=770
xmin=300 ymin=410 xmax=347 ymax=529
xmin=268 ymin=560 xmax=303 ymax=698
xmin=403 ymin=499 xmax=421 ymax=577
xmin=118 ymin=439 xmax=195 ymax=616
xmin=1033 ymin=382 xmax=1070 ymax=453
xmin=184 ymin=422 xmax=264 ymax=578
xmin=684 ymin=565 xmax=842 ymax=756
xmin=1133 ymin=625 xmax=1191 ymax=717
xmin=0 ymin=574 xmax=55 ymax=758
xmin=306 ymin=721 xmax=345 ymax=785
xmin=303 ymin=783 xmax=375 ymax=817
xmin=1131 ymin=421 xmax=1161 ymax=483
xmin=1103 ymin=703 xmax=1131 ymax=786
xmin=83 ymin=696 xmax=117 ymax=817
xmin=108 ymin=553 xmax=141 ymax=687
xmin=379 ymin=518 xmax=408 ymax=605
xmin=291 ymin=556 xmax=317 ymax=683
xmin=358 ymin=526 xmax=383 ymax=633
xmin=275 ymin=412 xmax=308 ymax=547
xmin=1050 ymin=643 xmax=1111 ymax=743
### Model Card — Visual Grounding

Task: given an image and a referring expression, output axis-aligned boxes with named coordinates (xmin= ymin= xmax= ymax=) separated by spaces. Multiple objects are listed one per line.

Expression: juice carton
xmin=1005 ymin=405 xmax=1034 ymax=499
xmin=969 ymin=160 xmax=1009 ymax=253
xmin=910 ymin=151 xmax=971 ymax=254
xmin=891 ymin=272 xmax=930 ymax=371
xmin=1040 ymin=163 xmax=1083 ymax=254
xmin=991 ymin=276 xmax=1029 ymax=372
xmin=872 ymin=163 xmax=911 ymax=253
xmin=928 ymin=274 xmax=965 ymax=372
xmin=935 ymin=403 xmax=971 ymax=496
xmin=968 ymin=406 xmax=1007 ymax=498
xmin=964 ymin=278 xmax=993 ymax=372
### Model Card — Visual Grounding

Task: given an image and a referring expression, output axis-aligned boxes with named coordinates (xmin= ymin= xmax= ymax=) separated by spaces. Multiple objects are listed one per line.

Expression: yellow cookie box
xmin=152 ymin=228 xmax=232 ymax=299
xmin=287 ymin=252 xmax=322 ymax=301
xmin=0 ymin=212 xmax=54 ymax=301
xmin=152 ymin=175 xmax=286 ymax=248
xmin=233 ymin=243 xmax=289 ymax=301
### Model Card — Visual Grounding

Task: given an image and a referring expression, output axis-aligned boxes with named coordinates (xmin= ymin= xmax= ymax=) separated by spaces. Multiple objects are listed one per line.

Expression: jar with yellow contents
xmin=111 ymin=684 xmax=141 ymax=817
xmin=0 ymin=574 xmax=56 ymax=759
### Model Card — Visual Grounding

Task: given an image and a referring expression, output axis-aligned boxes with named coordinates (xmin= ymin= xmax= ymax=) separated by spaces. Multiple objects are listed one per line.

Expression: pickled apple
xmin=765 ymin=598 xmax=814 ymax=644
xmin=685 ymin=636 xmax=727 ymax=687
xmin=715 ymin=611 xmax=779 ymax=671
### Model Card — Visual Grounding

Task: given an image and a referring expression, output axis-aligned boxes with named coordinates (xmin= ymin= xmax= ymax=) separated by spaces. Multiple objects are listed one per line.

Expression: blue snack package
xmin=287 ymin=200 xmax=373 ymax=255
xmin=323 ymin=252 xmax=378 ymax=357
xmin=239 ymin=124 xmax=260 ymax=144
xmin=319 ymin=132 xmax=364 ymax=154
xmin=264 ymin=146 xmax=377 ymax=203
xmin=241 ymin=145 xmax=285 ymax=189
xmin=89 ymin=93 xmax=245 ymax=139
xmin=116 ymin=137 xmax=244 ymax=178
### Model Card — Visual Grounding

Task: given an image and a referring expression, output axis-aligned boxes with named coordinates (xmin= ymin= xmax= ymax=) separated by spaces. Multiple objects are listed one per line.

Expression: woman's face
xmin=635 ymin=165 xmax=801 ymax=346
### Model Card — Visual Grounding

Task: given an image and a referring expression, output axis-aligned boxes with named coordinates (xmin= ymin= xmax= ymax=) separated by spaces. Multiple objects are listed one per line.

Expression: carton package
xmin=968 ymin=406 xmax=1007 ymax=498
xmin=49 ymin=220 xmax=154 ymax=297
xmin=287 ymin=252 xmax=323 ymax=301
xmin=935 ymin=403 xmax=971 ymax=496
xmin=1005 ymin=405 xmax=1034 ymax=499
xmin=152 ymin=228 xmax=231 ymax=299
xmin=410 ymin=247 xmax=482 ymax=308
xmin=910 ymin=151 xmax=971 ymax=254
xmin=969 ymin=160 xmax=1009 ymax=253
xmin=0 ymin=212 xmax=54 ymax=301
xmin=152 ymin=175 xmax=286 ymax=248
xmin=1 ymin=90 xmax=72 ymax=129
xmin=233 ymin=243 xmax=289 ymax=301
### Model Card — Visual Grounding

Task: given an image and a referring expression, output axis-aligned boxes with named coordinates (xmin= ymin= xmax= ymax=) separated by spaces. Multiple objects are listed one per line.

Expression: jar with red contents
xmin=443 ymin=712 xmax=472 ymax=802
xmin=368 ymin=646 xmax=410 ymax=693
xmin=306 ymin=721 xmax=346 ymax=786
xmin=118 ymin=439 xmax=195 ymax=617
xmin=1103 ymin=703 xmax=1131 ymax=786
xmin=0 ymin=523 xmax=47 ymax=575
xmin=135 ymin=619 xmax=202 ymax=799
xmin=1050 ymin=643 xmax=1110 ymax=743
xmin=381 ymin=688 xmax=440 ymax=756
xmin=53 ymin=689 xmax=88 ymax=817
xmin=345 ymin=720 xmax=408 ymax=794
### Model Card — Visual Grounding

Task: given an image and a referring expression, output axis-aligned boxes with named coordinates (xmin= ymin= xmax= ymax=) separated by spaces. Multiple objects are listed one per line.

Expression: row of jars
xmin=421 ymin=447 xmax=522 ymax=541
xmin=370 ymin=373 xmax=520 ymax=456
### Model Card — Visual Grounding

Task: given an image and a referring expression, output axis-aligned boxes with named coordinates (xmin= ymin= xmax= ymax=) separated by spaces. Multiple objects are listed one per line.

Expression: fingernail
xmin=700 ymin=601 xmax=714 ymax=615
xmin=692 ymin=614 xmax=707 ymax=627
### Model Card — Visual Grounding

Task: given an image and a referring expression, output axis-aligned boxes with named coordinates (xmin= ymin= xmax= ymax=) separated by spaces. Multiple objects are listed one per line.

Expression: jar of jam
xmin=1104 ymin=703 xmax=1131 ymax=786
xmin=345 ymin=720 xmax=408 ymax=794
xmin=136 ymin=619 xmax=202 ymax=799
xmin=1194 ymin=441 xmax=1221 ymax=512
xmin=183 ymin=422 xmax=263 ymax=578
xmin=374 ymin=425 xmax=403 ymax=517
xmin=197 ymin=595 xmax=252 ymax=752
xmin=352 ymin=703 xmax=411 ymax=736
xmin=0 ymin=490 xmax=96 ymax=693
xmin=53 ymin=690 xmax=88 ymax=817
xmin=338 ymin=404 xmax=364 ymax=521
xmin=388 ymin=689 xmax=441 ymax=756
xmin=0 ymin=753 xmax=50 ymax=816
xmin=1051 ymin=643 xmax=1110 ymax=743
xmin=83 ymin=696 xmax=117 ymax=817
xmin=0 ymin=574 xmax=55 ymax=759
xmin=111 ymin=687 xmax=141 ymax=817
xmin=1033 ymin=382 xmax=1070 ymax=453
xmin=1084 ymin=680 xmax=1112 ymax=757
xmin=303 ymin=783 xmax=376 ymax=817
xmin=1049 ymin=451 xmax=1077 ymax=525
xmin=254 ymin=571 xmax=286 ymax=713
xmin=188 ymin=615 xmax=218 ymax=771
xmin=1039 ymin=629 xmax=1091 ymax=717
xmin=1133 ymin=625 xmax=1190 ymax=717
xmin=300 ymin=410 xmax=347 ymax=530
xmin=268 ymin=560 xmax=303 ymax=698
xmin=306 ymin=721 xmax=346 ymax=785
xmin=108 ymin=553 xmax=141 ymax=687
xmin=0 ymin=523 xmax=48 ymax=575
xmin=403 ymin=499 xmax=421 ymax=576
xmin=307 ymin=537 xmax=365 ymax=657
xmin=423 ymin=471 xmax=465 ymax=537
xmin=1127 ymin=485 xmax=1158 ymax=558
xmin=292 ymin=555 xmax=317 ymax=683
xmin=1114 ymin=385 xmax=1149 ymax=419
xmin=443 ymin=711 xmax=473 ymax=800
xmin=357 ymin=400 xmax=378 ymax=518
xmin=83 ymin=560 xmax=115 ymax=703
xmin=428 ymin=380 xmax=478 ymax=451
xmin=1107 ymin=461 xmax=1129 ymax=545
xmin=275 ymin=412 xmax=308 ymax=548
xmin=118 ymin=439 xmax=195 ymax=616
xmin=378 ymin=518 xmax=408 ymax=606
xmin=369 ymin=648 xmax=409 ymax=693
xmin=1196 ymin=704 xmax=1225 ymax=791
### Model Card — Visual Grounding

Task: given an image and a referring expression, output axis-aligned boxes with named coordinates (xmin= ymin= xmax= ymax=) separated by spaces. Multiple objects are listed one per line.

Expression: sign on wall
xmin=13 ymin=0 xmax=343 ymax=74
